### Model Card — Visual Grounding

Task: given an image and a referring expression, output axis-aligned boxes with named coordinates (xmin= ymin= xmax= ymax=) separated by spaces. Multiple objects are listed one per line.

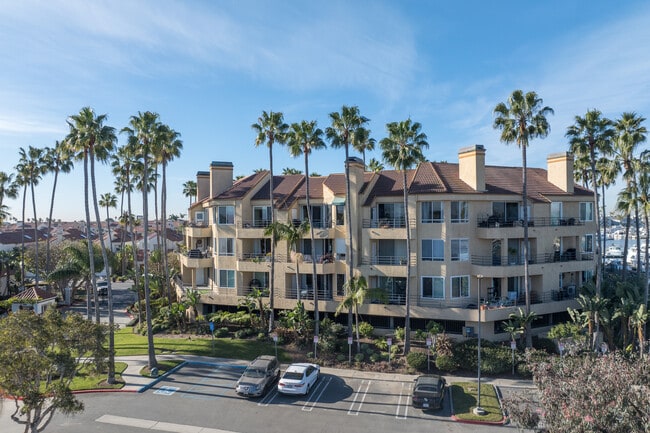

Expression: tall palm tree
xmin=287 ymin=120 xmax=327 ymax=339
xmin=326 ymin=105 xmax=370 ymax=340
xmin=0 ymin=171 xmax=18 ymax=210
xmin=122 ymin=111 xmax=161 ymax=370
xmin=614 ymin=113 xmax=647 ymax=274
xmin=380 ymin=119 xmax=429 ymax=354
xmin=182 ymin=180 xmax=197 ymax=207
xmin=155 ymin=125 xmax=182 ymax=302
xmin=596 ymin=156 xmax=619 ymax=277
xmin=352 ymin=127 xmax=376 ymax=168
xmin=616 ymin=185 xmax=636 ymax=280
xmin=273 ymin=220 xmax=310 ymax=302
xmin=282 ymin=167 xmax=302 ymax=175
xmin=66 ymin=106 xmax=118 ymax=383
xmin=43 ymin=141 xmax=74 ymax=274
xmin=99 ymin=192 xmax=118 ymax=253
xmin=566 ymin=109 xmax=614 ymax=298
xmin=252 ymin=111 xmax=289 ymax=332
xmin=493 ymin=90 xmax=553 ymax=348
xmin=15 ymin=146 xmax=46 ymax=288
xmin=629 ymin=303 xmax=648 ymax=355
xmin=336 ymin=275 xmax=369 ymax=353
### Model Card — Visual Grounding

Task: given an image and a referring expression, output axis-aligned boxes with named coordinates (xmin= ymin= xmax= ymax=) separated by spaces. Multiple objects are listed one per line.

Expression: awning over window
xmin=331 ymin=197 xmax=346 ymax=205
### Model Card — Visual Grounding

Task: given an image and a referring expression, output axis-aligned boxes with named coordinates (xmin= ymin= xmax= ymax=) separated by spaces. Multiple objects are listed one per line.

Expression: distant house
xmin=11 ymin=287 xmax=57 ymax=315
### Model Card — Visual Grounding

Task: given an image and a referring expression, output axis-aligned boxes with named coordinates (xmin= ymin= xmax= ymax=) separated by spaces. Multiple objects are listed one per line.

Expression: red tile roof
xmin=14 ymin=287 xmax=57 ymax=301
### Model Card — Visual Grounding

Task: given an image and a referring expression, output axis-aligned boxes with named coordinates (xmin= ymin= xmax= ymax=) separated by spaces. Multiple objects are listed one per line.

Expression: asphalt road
xmin=1 ymin=362 xmax=522 ymax=433
xmin=65 ymin=281 xmax=137 ymax=326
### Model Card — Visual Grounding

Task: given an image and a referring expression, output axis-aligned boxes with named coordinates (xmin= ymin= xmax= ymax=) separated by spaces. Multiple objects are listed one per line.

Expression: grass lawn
xmin=114 ymin=327 xmax=289 ymax=362
xmin=69 ymin=361 xmax=127 ymax=391
xmin=140 ymin=359 xmax=185 ymax=377
xmin=450 ymin=382 xmax=504 ymax=423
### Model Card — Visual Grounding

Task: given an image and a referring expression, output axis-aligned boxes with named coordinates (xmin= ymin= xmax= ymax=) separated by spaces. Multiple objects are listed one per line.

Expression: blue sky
xmin=1 ymin=0 xmax=649 ymax=221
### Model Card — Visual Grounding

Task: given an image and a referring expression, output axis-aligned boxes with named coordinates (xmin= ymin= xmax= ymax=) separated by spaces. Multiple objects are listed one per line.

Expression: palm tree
xmin=614 ymin=113 xmax=647 ymax=274
xmin=380 ymin=119 xmax=429 ymax=354
xmin=15 ymin=146 xmax=46 ymax=288
xmin=252 ymin=111 xmax=289 ymax=332
xmin=576 ymin=293 xmax=609 ymax=349
xmin=616 ymin=185 xmax=636 ymax=280
xmin=99 ymin=192 xmax=118 ymax=253
xmin=66 ymin=106 xmax=118 ymax=383
xmin=629 ymin=303 xmax=648 ymax=355
xmin=122 ymin=111 xmax=162 ymax=370
xmin=282 ymin=167 xmax=302 ymax=175
xmin=273 ymin=220 xmax=310 ymax=302
xmin=154 ymin=125 xmax=182 ymax=303
xmin=43 ymin=141 xmax=74 ymax=274
xmin=287 ymin=120 xmax=327 ymax=339
xmin=182 ymin=180 xmax=197 ymax=207
xmin=493 ymin=90 xmax=553 ymax=348
xmin=566 ymin=109 xmax=614 ymax=298
xmin=596 ymin=156 xmax=619 ymax=277
xmin=336 ymin=275 xmax=369 ymax=353
xmin=352 ymin=127 xmax=376 ymax=168
xmin=0 ymin=171 xmax=18 ymax=210
xmin=508 ymin=308 xmax=538 ymax=347
xmin=326 ymin=105 xmax=370 ymax=341
xmin=368 ymin=158 xmax=384 ymax=173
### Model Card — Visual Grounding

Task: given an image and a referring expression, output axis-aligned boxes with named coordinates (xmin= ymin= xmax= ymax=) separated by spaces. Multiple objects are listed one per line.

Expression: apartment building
xmin=179 ymin=145 xmax=596 ymax=341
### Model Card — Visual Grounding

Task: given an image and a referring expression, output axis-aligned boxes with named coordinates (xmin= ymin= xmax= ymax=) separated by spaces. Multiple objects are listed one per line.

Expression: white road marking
xmin=153 ymin=386 xmax=179 ymax=396
xmin=96 ymin=415 xmax=236 ymax=433
xmin=348 ymin=380 xmax=371 ymax=416
xmin=395 ymin=382 xmax=410 ymax=419
xmin=302 ymin=376 xmax=332 ymax=412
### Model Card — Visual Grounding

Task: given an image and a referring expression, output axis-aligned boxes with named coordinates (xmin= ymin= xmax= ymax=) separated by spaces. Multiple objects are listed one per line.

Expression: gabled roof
xmin=14 ymin=287 xmax=57 ymax=301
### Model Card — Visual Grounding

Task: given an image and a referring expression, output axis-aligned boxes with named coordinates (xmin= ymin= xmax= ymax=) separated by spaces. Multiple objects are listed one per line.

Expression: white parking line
xmin=395 ymin=382 xmax=411 ymax=419
xmin=302 ymin=376 xmax=332 ymax=412
xmin=348 ymin=380 xmax=371 ymax=416
xmin=96 ymin=414 xmax=236 ymax=433
xmin=257 ymin=388 xmax=278 ymax=407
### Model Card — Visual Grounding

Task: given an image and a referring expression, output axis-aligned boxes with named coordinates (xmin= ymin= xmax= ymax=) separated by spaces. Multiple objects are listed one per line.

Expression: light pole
xmin=474 ymin=274 xmax=486 ymax=416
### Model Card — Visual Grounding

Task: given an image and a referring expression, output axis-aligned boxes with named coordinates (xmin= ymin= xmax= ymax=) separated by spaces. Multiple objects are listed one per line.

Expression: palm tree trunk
xmin=154 ymin=166 xmax=161 ymax=260
xmin=90 ymin=148 xmax=116 ymax=384
xmin=105 ymin=205 xmax=113 ymax=253
xmin=521 ymin=144 xmax=532 ymax=348
xmin=46 ymin=169 xmax=59 ymax=274
xmin=142 ymin=150 xmax=157 ymax=370
xmin=601 ymin=183 xmax=607 ymax=279
xmin=623 ymin=214 xmax=631 ymax=281
xmin=305 ymin=153 xmax=319 ymax=338
xmin=635 ymin=197 xmax=641 ymax=273
xmin=589 ymin=149 xmax=603 ymax=341
xmin=30 ymin=181 xmax=39 ymax=288
xmin=268 ymin=145 xmax=276 ymax=332
xmin=344 ymin=144 xmax=354 ymax=340
xmin=83 ymin=152 xmax=100 ymax=323
xmin=402 ymin=170 xmax=411 ymax=354
xmin=20 ymin=184 xmax=27 ymax=289
xmin=162 ymin=162 xmax=171 ymax=304
xmin=127 ymin=177 xmax=142 ymax=328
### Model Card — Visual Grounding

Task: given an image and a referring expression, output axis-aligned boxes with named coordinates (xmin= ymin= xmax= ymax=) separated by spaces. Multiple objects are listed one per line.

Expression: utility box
xmin=463 ymin=326 xmax=474 ymax=337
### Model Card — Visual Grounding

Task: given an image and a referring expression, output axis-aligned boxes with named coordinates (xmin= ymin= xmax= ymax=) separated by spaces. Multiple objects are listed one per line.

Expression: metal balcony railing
xmin=476 ymin=215 xmax=585 ymax=228
xmin=471 ymin=251 xmax=594 ymax=266
xmin=362 ymin=217 xmax=407 ymax=229
xmin=361 ymin=256 xmax=407 ymax=266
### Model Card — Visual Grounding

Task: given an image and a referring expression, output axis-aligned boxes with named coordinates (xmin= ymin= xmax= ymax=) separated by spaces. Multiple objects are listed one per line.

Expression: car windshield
xmin=243 ymin=368 xmax=265 ymax=378
xmin=282 ymin=372 xmax=303 ymax=380
xmin=416 ymin=385 xmax=438 ymax=393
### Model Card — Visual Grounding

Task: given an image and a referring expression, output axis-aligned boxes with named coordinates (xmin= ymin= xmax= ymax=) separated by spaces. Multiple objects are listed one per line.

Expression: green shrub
xmin=533 ymin=336 xmax=558 ymax=354
xmin=357 ymin=322 xmax=374 ymax=338
xmin=414 ymin=329 xmax=428 ymax=341
xmin=435 ymin=354 xmax=458 ymax=372
xmin=390 ymin=345 xmax=400 ymax=356
xmin=319 ymin=337 xmax=339 ymax=354
xmin=336 ymin=354 xmax=347 ymax=362
xmin=375 ymin=338 xmax=388 ymax=351
xmin=214 ymin=327 xmax=229 ymax=338
xmin=369 ymin=352 xmax=383 ymax=363
xmin=360 ymin=343 xmax=370 ymax=353
xmin=406 ymin=351 xmax=428 ymax=371
xmin=394 ymin=327 xmax=405 ymax=341
xmin=481 ymin=346 xmax=512 ymax=375
xmin=354 ymin=352 xmax=365 ymax=363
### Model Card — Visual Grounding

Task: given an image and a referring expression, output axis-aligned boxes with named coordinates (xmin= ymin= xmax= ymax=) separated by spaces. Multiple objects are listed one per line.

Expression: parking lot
xmin=148 ymin=362 xmax=451 ymax=422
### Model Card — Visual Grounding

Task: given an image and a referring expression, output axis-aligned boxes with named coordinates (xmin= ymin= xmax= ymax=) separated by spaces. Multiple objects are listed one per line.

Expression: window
xmin=451 ymin=201 xmax=468 ymax=223
xmin=579 ymin=202 xmax=593 ymax=222
xmin=451 ymin=275 xmax=469 ymax=298
xmin=451 ymin=239 xmax=469 ymax=261
xmin=217 ymin=206 xmax=235 ymax=225
xmin=335 ymin=205 xmax=345 ymax=226
xmin=336 ymin=274 xmax=346 ymax=296
xmin=253 ymin=206 xmax=271 ymax=227
xmin=421 ymin=276 xmax=444 ymax=299
xmin=421 ymin=201 xmax=443 ymax=223
xmin=492 ymin=202 xmax=519 ymax=222
xmin=374 ymin=203 xmax=405 ymax=227
xmin=218 ymin=238 xmax=235 ymax=256
xmin=219 ymin=269 xmax=235 ymax=288
xmin=581 ymin=234 xmax=593 ymax=253
xmin=422 ymin=239 xmax=444 ymax=261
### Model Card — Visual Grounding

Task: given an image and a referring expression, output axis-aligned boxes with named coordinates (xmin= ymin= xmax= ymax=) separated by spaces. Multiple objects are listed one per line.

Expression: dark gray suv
xmin=235 ymin=355 xmax=280 ymax=397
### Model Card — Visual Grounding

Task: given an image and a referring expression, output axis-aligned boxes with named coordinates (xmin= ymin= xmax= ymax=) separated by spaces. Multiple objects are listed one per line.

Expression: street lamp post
xmin=474 ymin=274 xmax=486 ymax=416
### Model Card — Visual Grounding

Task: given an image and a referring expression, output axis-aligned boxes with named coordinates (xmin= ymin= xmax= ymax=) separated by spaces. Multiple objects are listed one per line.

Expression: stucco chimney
xmin=458 ymin=145 xmax=486 ymax=192
xmin=210 ymin=161 xmax=234 ymax=198
xmin=196 ymin=171 xmax=209 ymax=202
xmin=348 ymin=157 xmax=365 ymax=195
xmin=547 ymin=152 xmax=574 ymax=193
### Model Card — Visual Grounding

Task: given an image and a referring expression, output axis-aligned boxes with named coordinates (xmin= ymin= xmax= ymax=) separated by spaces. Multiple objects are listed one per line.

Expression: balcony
xmin=477 ymin=215 xmax=584 ymax=228
xmin=361 ymin=256 xmax=407 ymax=266
xmin=180 ymin=249 xmax=213 ymax=268
xmin=471 ymin=250 xmax=594 ymax=267
xmin=283 ymin=286 xmax=334 ymax=301
xmin=363 ymin=217 xmax=406 ymax=229
xmin=185 ymin=223 xmax=212 ymax=238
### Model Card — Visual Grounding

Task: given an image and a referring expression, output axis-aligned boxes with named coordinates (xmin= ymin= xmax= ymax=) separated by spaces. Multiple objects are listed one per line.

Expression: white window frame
xmin=451 ymin=238 xmax=469 ymax=261
xmin=451 ymin=275 xmax=470 ymax=298
xmin=219 ymin=269 xmax=235 ymax=288
xmin=421 ymin=276 xmax=445 ymax=299
xmin=217 ymin=205 xmax=235 ymax=225
xmin=581 ymin=234 xmax=593 ymax=253
xmin=218 ymin=238 xmax=235 ymax=256
xmin=421 ymin=201 xmax=444 ymax=223
xmin=580 ymin=202 xmax=593 ymax=222
xmin=451 ymin=201 xmax=469 ymax=223
xmin=422 ymin=239 xmax=444 ymax=261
